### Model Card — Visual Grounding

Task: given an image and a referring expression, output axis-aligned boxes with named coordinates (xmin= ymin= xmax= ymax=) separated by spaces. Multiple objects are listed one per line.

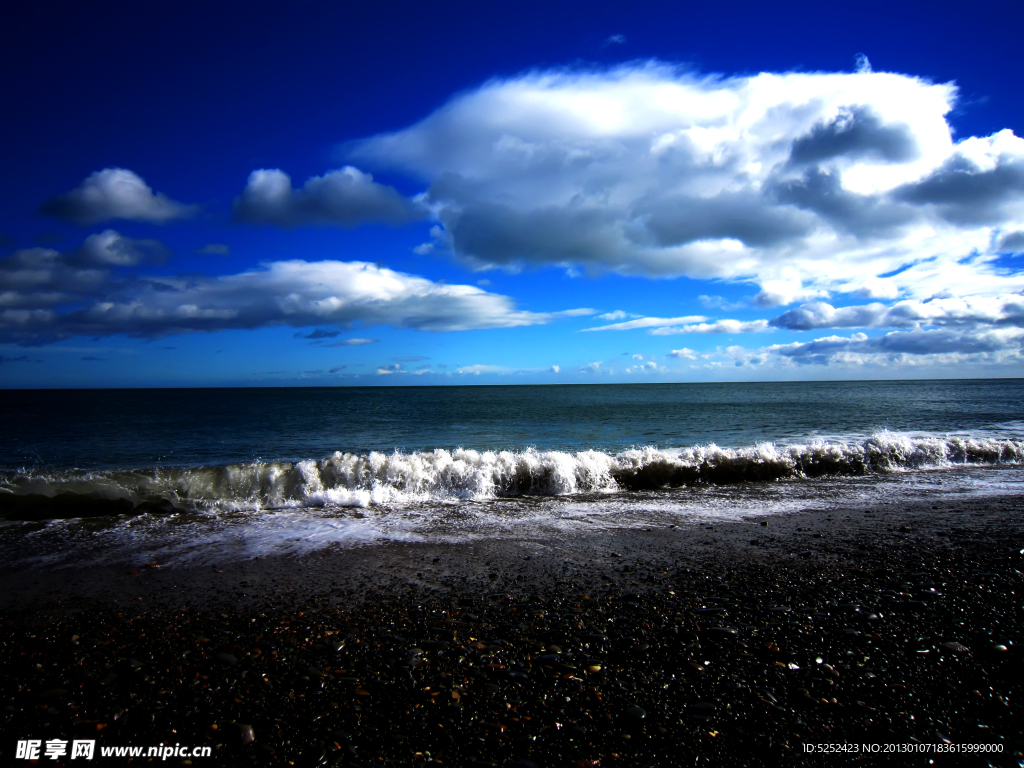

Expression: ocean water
xmin=2 ymin=380 xmax=1023 ymax=566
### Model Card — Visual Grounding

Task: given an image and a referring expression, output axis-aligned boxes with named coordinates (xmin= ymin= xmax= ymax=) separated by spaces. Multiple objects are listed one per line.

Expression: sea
xmin=2 ymin=379 xmax=1024 ymax=568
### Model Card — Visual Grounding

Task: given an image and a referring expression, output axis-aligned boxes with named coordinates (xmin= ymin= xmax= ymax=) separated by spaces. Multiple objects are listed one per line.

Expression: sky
xmin=2 ymin=0 xmax=1024 ymax=387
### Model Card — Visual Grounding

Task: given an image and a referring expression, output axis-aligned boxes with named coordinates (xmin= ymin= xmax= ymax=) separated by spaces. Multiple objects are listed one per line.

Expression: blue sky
xmin=2 ymin=0 xmax=1024 ymax=387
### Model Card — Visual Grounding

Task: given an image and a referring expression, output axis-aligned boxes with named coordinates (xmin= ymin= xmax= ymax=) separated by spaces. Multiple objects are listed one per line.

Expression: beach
xmin=2 ymin=479 xmax=1022 ymax=767
xmin=6 ymin=5 xmax=1024 ymax=761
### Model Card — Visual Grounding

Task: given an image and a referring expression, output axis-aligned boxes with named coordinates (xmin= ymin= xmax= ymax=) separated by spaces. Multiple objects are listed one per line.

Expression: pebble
xmin=940 ymin=642 xmax=970 ymax=653
xmin=2 ymin=523 xmax=1021 ymax=767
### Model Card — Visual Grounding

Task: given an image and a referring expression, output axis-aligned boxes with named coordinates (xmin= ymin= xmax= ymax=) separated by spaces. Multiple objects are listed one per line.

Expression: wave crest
xmin=1 ymin=431 xmax=1022 ymax=518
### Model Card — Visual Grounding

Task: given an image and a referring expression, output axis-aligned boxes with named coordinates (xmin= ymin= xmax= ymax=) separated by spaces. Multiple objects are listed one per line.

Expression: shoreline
xmin=1 ymin=493 xmax=1023 ymax=766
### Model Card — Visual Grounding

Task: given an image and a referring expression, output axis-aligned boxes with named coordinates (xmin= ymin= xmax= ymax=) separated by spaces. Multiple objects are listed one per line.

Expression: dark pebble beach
xmin=2 ymin=491 xmax=1022 ymax=767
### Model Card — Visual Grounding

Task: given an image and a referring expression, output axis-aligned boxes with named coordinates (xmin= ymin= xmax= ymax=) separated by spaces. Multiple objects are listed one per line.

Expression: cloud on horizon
xmin=763 ymin=327 xmax=1024 ymax=366
xmin=0 ymin=242 xmax=592 ymax=344
xmin=770 ymin=295 xmax=1024 ymax=331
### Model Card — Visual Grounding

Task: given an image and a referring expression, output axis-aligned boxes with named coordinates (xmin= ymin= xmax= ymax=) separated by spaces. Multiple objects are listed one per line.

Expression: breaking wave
xmin=2 ymin=431 xmax=1023 ymax=519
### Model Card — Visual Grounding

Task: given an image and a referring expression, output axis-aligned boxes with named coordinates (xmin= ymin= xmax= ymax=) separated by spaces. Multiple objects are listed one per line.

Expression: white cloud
xmin=650 ymin=319 xmax=771 ymax=335
xmin=456 ymin=364 xmax=505 ymax=375
xmin=582 ymin=314 xmax=706 ymax=331
xmin=353 ymin=63 xmax=1024 ymax=304
xmin=631 ymin=353 xmax=644 ymax=360
xmin=234 ymin=167 xmax=422 ymax=227
xmin=581 ymin=361 xmax=603 ymax=373
xmin=770 ymin=295 xmax=1024 ymax=331
xmin=550 ymin=365 xmax=560 ymax=373
xmin=753 ymin=280 xmax=830 ymax=308
xmin=597 ymin=310 xmax=637 ymax=321
xmin=583 ymin=314 xmax=768 ymax=335
xmin=764 ymin=327 xmax=1024 ymax=366
xmin=377 ymin=363 xmax=403 ymax=374
xmin=0 ymin=245 xmax=590 ymax=344
xmin=623 ymin=360 xmax=665 ymax=374
xmin=668 ymin=347 xmax=698 ymax=359
xmin=324 ymin=338 xmax=379 ymax=346
xmin=40 ymin=168 xmax=195 ymax=224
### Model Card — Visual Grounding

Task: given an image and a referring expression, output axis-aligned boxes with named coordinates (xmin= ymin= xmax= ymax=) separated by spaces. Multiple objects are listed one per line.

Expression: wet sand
xmin=1 ymin=490 xmax=1023 ymax=766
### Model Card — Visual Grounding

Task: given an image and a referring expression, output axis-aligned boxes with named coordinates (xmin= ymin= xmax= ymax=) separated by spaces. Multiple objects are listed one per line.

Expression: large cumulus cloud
xmin=345 ymin=63 xmax=1024 ymax=305
xmin=0 ymin=239 xmax=589 ymax=344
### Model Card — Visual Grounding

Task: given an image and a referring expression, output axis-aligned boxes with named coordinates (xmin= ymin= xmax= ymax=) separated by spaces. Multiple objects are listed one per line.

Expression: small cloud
xmin=329 ymin=365 xmax=347 ymax=373
xmin=295 ymin=328 xmax=341 ymax=339
xmin=196 ymin=243 xmax=230 ymax=255
xmin=477 ymin=279 xmax=491 ymax=286
xmin=854 ymin=53 xmax=872 ymax=73
xmin=549 ymin=365 xmax=560 ymax=373
xmin=650 ymin=319 xmax=771 ymax=335
xmin=754 ymin=281 xmax=829 ymax=308
xmin=632 ymin=353 xmax=644 ymax=360
xmin=580 ymin=361 xmax=602 ymax=373
xmin=699 ymin=295 xmax=747 ymax=311
xmin=583 ymin=315 xmax=706 ymax=332
xmin=668 ymin=348 xmax=698 ymax=359
xmin=377 ymin=363 xmax=403 ymax=374
xmin=234 ymin=166 xmax=423 ymax=227
xmin=597 ymin=310 xmax=638 ymax=321
xmin=324 ymin=338 xmax=380 ymax=347
xmin=413 ymin=242 xmax=435 ymax=255
xmin=40 ymin=168 xmax=195 ymax=225
xmin=0 ymin=354 xmax=32 ymax=364
xmin=75 ymin=230 xmax=166 ymax=266
xmin=603 ymin=34 xmax=627 ymax=46
xmin=456 ymin=364 xmax=505 ymax=375
xmin=997 ymin=231 xmax=1024 ymax=253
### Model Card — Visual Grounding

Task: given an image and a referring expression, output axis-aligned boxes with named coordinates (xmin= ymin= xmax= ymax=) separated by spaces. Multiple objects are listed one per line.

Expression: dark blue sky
xmin=3 ymin=0 xmax=1024 ymax=386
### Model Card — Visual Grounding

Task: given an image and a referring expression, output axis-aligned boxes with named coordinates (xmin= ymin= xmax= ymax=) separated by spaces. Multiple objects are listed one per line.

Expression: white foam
xmin=1 ymin=430 xmax=1022 ymax=514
